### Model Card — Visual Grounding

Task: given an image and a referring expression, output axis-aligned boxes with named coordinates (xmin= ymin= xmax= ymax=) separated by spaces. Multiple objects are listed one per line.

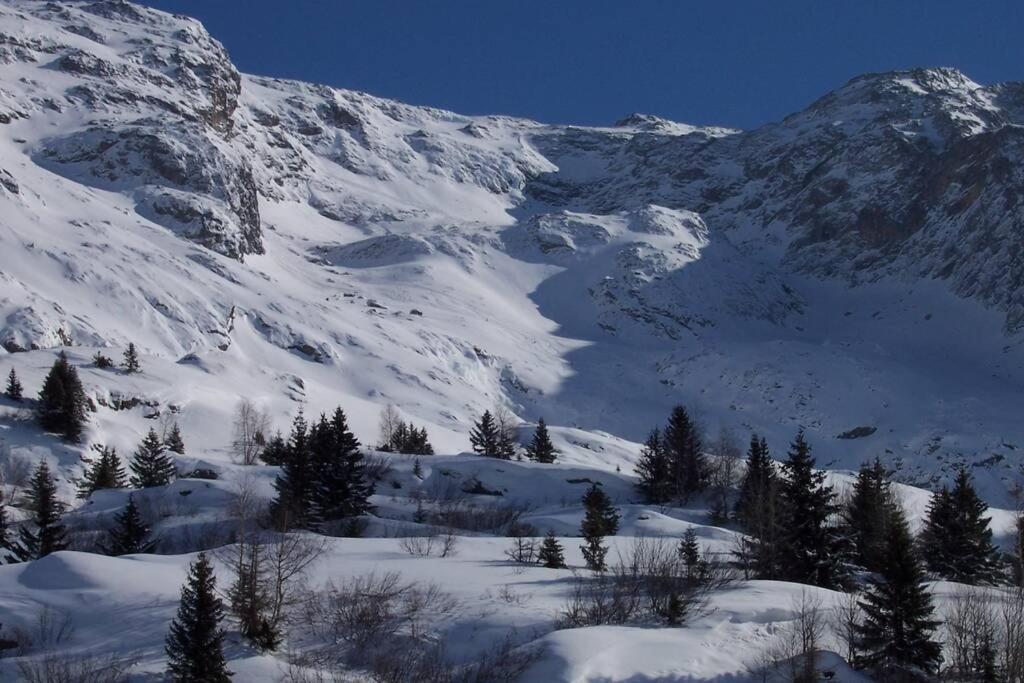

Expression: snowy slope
xmin=1 ymin=1 xmax=1024 ymax=503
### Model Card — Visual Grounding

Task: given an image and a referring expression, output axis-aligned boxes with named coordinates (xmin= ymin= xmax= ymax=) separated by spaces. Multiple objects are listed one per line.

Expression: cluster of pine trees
xmin=728 ymin=428 xmax=1005 ymax=677
xmin=469 ymin=410 xmax=558 ymax=463
xmin=266 ymin=409 xmax=374 ymax=532
xmin=635 ymin=405 xmax=708 ymax=503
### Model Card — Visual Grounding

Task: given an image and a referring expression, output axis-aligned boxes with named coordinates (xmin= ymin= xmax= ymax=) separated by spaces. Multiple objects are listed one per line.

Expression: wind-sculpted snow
xmin=1 ymin=0 xmax=1024 ymax=506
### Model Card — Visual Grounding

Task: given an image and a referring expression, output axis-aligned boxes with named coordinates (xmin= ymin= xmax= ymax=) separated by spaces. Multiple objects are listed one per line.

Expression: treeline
xmin=629 ymin=403 xmax=1013 ymax=680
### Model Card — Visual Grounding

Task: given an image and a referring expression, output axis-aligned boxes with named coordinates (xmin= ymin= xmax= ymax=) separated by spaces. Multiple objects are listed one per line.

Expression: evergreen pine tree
xmin=856 ymin=503 xmax=942 ymax=675
xmin=733 ymin=435 xmax=782 ymax=579
xmin=37 ymin=351 xmax=88 ymax=442
xmin=537 ymin=530 xmax=567 ymax=569
xmin=469 ymin=410 xmax=501 ymax=458
xmin=9 ymin=460 xmax=68 ymax=562
xmin=77 ymin=445 xmax=127 ymax=498
xmin=579 ymin=483 xmax=619 ymax=571
xmin=4 ymin=368 xmax=22 ymax=401
xmin=663 ymin=405 xmax=707 ymax=502
xmin=165 ymin=553 xmax=232 ymax=682
xmin=129 ymin=429 xmax=176 ymax=488
xmin=635 ymin=429 xmax=672 ymax=504
xmin=310 ymin=407 xmax=373 ymax=526
xmin=525 ymin=418 xmax=557 ymax=464
xmin=258 ymin=432 xmax=288 ymax=466
xmin=165 ymin=422 xmax=186 ymax=455
xmin=270 ymin=413 xmax=314 ymax=530
xmin=679 ymin=527 xmax=710 ymax=583
xmin=122 ymin=342 xmax=141 ymax=374
xmin=0 ymin=501 xmax=10 ymax=558
xmin=92 ymin=352 xmax=114 ymax=369
xmin=777 ymin=430 xmax=845 ymax=588
xmin=919 ymin=467 xmax=1002 ymax=584
xmin=100 ymin=495 xmax=157 ymax=556
xmin=843 ymin=458 xmax=895 ymax=573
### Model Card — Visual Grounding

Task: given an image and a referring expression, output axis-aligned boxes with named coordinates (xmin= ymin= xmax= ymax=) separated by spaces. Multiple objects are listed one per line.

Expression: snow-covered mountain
xmin=1 ymin=0 xmax=1023 ymax=502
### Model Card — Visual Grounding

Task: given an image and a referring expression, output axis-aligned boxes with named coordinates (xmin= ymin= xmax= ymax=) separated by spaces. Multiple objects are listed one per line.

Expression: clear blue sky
xmin=142 ymin=1 xmax=1024 ymax=130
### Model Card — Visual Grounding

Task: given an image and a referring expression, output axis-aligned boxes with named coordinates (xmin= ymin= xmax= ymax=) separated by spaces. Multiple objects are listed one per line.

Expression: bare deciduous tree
xmin=707 ymin=426 xmax=742 ymax=524
xmin=231 ymin=398 xmax=270 ymax=465
xmin=379 ymin=404 xmax=401 ymax=450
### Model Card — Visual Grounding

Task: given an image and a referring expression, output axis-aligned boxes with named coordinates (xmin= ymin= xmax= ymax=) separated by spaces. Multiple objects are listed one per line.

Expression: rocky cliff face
xmin=1 ymin=0 xmax=1023 ymax=498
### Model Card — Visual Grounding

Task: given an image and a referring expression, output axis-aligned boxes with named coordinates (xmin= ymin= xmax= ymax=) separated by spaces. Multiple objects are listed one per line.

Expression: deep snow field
xmin=0 ymin=347 xmax=1020 ymax=681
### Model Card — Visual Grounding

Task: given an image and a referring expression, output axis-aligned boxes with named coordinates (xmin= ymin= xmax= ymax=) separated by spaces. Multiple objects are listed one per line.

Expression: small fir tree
xmin=9 ymin=460 xmax=68 ymax=562
xmin=270 ymin=413 xmax=314 ymax=530
xmin=309 ymin=407 xmax=374 ymax=526
xmin=129 ymin=429 xmax=176 ymax=488
xmin=537 ymin=530 xmax=567 ymax=569
xmin=165 ymin=553 xmax=232 ymax=681
xmin=92 ymin=352 xmax=114 ymax=369
xmin=122 ymin=342 xmax=141 ymax=374
xmin=580 ymin=484 xmax=619 ymax=571
xmin=100 ymin=495 xmax=157 ymax=556
xmin=259 ymin=432 xmax=288 ymax=466
xmin=525 ymin=418 xmax=557 ymax=464
xmin=919 ymin=467 xmax=1002 ymax=584
xmin=77 ymin=445 xmax=127 ymax=498
xmin=635 ymin=429 xmax=672 ymax=504
xmin=4 ymin=368 xmax=22 ymax=401
xmin=856 ymin=503 xmax=942 ymax=675
xmin=165 ymin=422 xmax=186 ymax=455
xmin=469 ymin=410 xmax=501 ymax=458
xmin=37 ymin=351 xmax=88 ymax=442
xmin=663 ymin=405 xmax=707 ymax=502
xmin=777 ymin=430 xmax=845 ymax=588
xmin=843 ymin=458 xmax=895 ymax=573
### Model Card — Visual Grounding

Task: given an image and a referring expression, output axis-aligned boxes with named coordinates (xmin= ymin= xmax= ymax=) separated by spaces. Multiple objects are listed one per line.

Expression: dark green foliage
xmin=777 ymin=430 xmax=845 ymax=588
xmin=92 ymin=352 xmax=114 ymax=369
xmin=412 ymin=458 xmax=423 ymax=479
xmin=258 ymin=432 xmax=288 ymax=466
xmin=580 ymin=483 xmax=619 ymax=571
xmin=309 ymin=408 xmax=373 ymax=525
xmin=165 ymin=553 xmax=232 ymax=681
xmin=37 ymin=351 xmax=88 ymax=442
xmin=122 ymin=343 xmax=140 ymax=374
xmin=129 ymin=429 xmax=177 ymax=488
xmin=165 ymin=422 xmax=186 ymax=455
xmin=635 ymin=429 xmax=672 ymax=504
xmin=663 ymin=405 xmax=707 ymax=502
xmin=919 ymin=467 xmax=1003 ymax=585
xmin=227 ymin=540 xmax=278 ymax=651
xmin=538 ymin=530 xmax=567 ymax=569
xmin=4 ymin=368 xmax=22 ymax=401
xmin=733 ymin=435 xmax=782 ymax=578
xmin=272 ymin=409 xmax=374 ymax=531
xmin=469 ymin=410 xmax=501 ymax=458
xmin=0 ymin=502 xmax=9 ymax=557
xmin=100 ymin=495 xmax=157 ymax=556
xmin=843 ymin=458 xmax=895 ymax=573
xmin=856 ymin=503 xmax=942 ymax=675
xmin=77 ymin=445 xmax=126 ymax=498
xmin=525 ymin=418 xmax=557 ymax=464
xmin=679 ymin=528 xmax=710 ymax=582
xmin=8 ymin=460 xmax=68 ymax=562
xmin=270 ymin=413 xmax=313 ymax=529
xmin=383 ymin=421 xmax=434 ymax=456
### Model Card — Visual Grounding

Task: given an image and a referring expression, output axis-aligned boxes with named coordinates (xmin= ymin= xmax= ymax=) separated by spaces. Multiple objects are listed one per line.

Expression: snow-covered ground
xmin=1 ymin=0 xmax=1023 ymax=679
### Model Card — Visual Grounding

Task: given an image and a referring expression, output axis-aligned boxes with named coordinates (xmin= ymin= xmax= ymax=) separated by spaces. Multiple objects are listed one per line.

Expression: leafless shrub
xmin=495 ymin=584 xmax=531 ymax=607
xmin=0 ymin=442 xmax=31 ymax=499
xmin=1003 ymin=587 xmax=1024 ymax=682
xmin=15 ymin=650 xmax=139 ymax=683
xmin=231 ymin=398 xmax=270 ymax=465
xmin=830 ymin=590 xmax=862 ymax=667
xmin=707 ymin=426 xmax=742 ymax=524
xmin=746 ymin=590 xmax=824 ymax=683
xmin=12 ymin=606 xmax=75 ymax=652
xmin=504 ymin=525 xmax=539 ymax=564
xmin=379 ymin=404 xmax=402 ymax=449
xmin=399 ymin=526 xmax=458 ymax=558
xmin=944 ymin=585 xmax=1000 ymax=680
xmin=365 ymin=452 xmax=393 ymax=483
xmin=432 ymin=498 xmax=533 ymax=535
xmin=560 ymin=536 xmax=735 ymax=628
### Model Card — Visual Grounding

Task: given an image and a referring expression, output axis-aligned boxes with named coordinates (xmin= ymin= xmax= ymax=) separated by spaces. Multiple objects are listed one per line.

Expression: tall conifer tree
xmin=733 ymin=434 xmax=782 ymax=578
xmin=469 ymin=410 xmax=501 ymax=458
xmin=579 ymin=483 xmax=620 ymax=571
xmin=777 ymin=430 xmax=845 ymax=588
xmin=100 ymin=495 xmax=157 ymax=556
xmin=37 ymin=351 xmax=88 ymax=442
xmin=856 ymin=503 xmax=942 ymax=675
xmin=635 ymin=429 xmax=672 ymax=504
xmin=165 ymin=553 xmax=232 ymax=681
xmin=525 ymin=418 xmax=557 ymax=464
xmin=129 ymin=429 xmax=176 ymax=488
xmin=663 ymin=405 xmax=707 ymax=502
xmin=4 ymin=368 xmax=22 ymax=401
xmin=9 ymin=460 xmax=68 ymax=562
xmin=78 ymin=445 xmax=127 ymax=498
